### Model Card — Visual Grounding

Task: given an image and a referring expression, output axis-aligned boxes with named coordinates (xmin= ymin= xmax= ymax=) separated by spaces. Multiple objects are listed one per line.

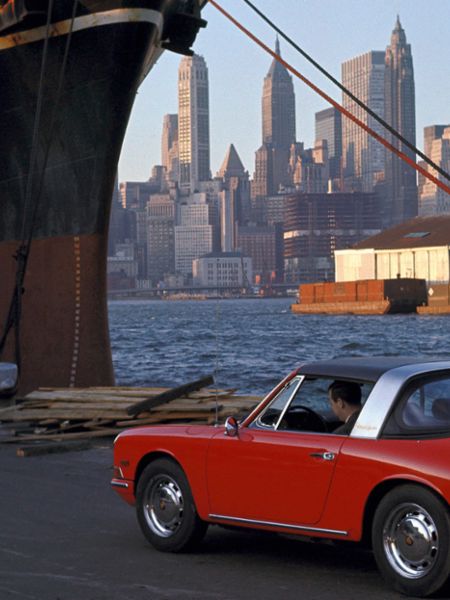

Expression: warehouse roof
xmin=350 ymin=215 xmax=450 ymax=251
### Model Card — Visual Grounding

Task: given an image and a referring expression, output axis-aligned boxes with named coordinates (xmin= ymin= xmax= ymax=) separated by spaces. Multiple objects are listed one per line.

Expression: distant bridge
xmin=107 ymin=283 xmax=298 ymax=299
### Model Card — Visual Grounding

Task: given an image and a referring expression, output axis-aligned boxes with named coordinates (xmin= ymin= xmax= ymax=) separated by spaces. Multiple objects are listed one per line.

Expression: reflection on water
xmin=108 ymin=298 xmax=449 ymax=395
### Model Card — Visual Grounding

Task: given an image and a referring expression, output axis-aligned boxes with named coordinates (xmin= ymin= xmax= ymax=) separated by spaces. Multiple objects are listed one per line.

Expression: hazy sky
xmin=118 ymin=0 xmax=450 ymax=182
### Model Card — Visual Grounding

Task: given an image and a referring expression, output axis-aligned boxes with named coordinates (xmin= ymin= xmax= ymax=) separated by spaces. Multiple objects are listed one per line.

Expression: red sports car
xmin=111 ymin=357 xmax=450 ymax=597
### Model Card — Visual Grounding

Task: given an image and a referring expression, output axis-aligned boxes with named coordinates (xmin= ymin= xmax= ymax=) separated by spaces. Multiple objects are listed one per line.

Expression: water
xmin=108 ymin=298 xmax=449 ymax=395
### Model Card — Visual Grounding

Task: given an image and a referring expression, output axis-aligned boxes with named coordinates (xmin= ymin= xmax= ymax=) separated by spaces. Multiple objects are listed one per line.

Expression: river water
xmin=108 ymin=298 xmax=448 ymax=395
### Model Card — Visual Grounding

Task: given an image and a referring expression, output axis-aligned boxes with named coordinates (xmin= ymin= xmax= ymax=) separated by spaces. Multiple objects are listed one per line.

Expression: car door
xmin=206 ymin=375 xmax=345 ymax=527
xmin=206 ymin=427 xmax=344 ymax=526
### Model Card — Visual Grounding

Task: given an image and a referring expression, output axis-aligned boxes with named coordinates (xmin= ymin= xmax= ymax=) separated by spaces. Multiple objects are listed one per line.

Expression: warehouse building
xmin=335 ymin=215 xmax=450 ymax=286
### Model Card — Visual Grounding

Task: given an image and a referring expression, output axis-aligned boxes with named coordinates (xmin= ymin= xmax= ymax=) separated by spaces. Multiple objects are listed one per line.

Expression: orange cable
xmin=208 ymin=0 xmax=450 ymax=197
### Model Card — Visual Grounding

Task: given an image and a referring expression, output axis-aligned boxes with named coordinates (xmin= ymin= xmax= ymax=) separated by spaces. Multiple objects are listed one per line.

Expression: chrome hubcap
xmin=143 ymin=474 xmax=184 ymax=538
xmin=383 ymin=502 xmax=439 ymax=579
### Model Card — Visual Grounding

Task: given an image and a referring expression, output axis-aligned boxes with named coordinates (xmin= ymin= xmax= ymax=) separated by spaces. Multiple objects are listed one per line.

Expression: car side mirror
xmin=224 ymin=416 xmax=239 ymax=437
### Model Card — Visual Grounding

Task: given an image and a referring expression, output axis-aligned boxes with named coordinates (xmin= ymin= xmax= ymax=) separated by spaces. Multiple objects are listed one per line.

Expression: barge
xmin=291 ymin=278 xmax=428 ymax=315
xmin=417 ymin=283 xmax=450 ymax=315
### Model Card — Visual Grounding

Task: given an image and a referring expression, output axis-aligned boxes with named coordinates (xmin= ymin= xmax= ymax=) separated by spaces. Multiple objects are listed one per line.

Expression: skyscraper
xmin=341 ymin=51 xmax=385 ymax=193
xmin=384 ymin=16 xmax=417 ymax=224
xmin=262 ymin=38 xmax=296 ymax=148
xmin=217 ymin=144 xmax=251 ymax=249
xmin=253 ymin=39 xmax=296 ymax=199
xmin=178 ymin=54 xmax=210 ymax=193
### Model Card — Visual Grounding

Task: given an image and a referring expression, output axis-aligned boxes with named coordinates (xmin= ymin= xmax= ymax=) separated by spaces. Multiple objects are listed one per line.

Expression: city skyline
xmin=118 ymin=1 xmax=450 ymax=183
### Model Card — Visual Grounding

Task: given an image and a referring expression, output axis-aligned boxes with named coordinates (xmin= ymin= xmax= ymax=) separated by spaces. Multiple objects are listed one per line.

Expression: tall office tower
xmin=315 ymin=107 xmax=342 ymax=185
xmin=262 ymin=38 xmax=296 ymax=148
xmin=178 ymin=54 xmax=210 ymax=193
xmin=253 ymin=39 xmax=296 ymax=200
xmin=384 ymin=16 xmax=417 ymax=225
xmin=161 ymin=114 xmax=179 ymax=182
xmin=419 ymin=126 xmax=450 ymax=216
xmin=342 ymin=51 xmax=385 ymax=193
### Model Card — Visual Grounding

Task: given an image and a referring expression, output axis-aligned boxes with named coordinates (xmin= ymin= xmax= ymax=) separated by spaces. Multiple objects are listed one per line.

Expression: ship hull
xmin=0 ymin=1 xmax=204 ymax=394
xmin=1 ymin=233 xmax=114 ymax=391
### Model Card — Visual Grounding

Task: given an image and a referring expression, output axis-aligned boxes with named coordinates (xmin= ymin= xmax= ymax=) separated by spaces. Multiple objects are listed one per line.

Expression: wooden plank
xmin=26 ymin=401 xmax=138 ymax=411
xmin=114 ymin=412 xmax=217 ymax=427
xmin=17 ymin=440 xmax=92 ymax=457
xmin=0 ymin=427 xmax=121 ymax=443
xmin=0 ymin=408 xmax=129 ymax=421
xmin=23 ymin=390 xmax=156 ymax=404
xmin=35 ymin=386 xmax=171 ymax=395
xmin=127 ymin=375 xmax=214 ymax=416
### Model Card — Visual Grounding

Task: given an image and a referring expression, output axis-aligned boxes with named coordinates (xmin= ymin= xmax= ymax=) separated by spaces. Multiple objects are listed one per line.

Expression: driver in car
xmin=328 ymin=380 xmax=362 ymax=435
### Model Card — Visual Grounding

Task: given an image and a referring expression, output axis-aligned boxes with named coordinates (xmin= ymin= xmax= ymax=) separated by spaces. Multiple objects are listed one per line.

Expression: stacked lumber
xmin=0 ymin=380 xmax=261 ymax=444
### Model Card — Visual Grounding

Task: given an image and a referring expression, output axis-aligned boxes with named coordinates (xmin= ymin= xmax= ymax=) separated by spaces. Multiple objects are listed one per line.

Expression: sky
xmin=118 ymin=0 xmax=450 ymax=183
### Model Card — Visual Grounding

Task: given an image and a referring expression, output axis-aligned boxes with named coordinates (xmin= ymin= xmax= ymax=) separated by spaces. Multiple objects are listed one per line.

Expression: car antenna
xmin=213 ymin=300 xmax=221 ymax=426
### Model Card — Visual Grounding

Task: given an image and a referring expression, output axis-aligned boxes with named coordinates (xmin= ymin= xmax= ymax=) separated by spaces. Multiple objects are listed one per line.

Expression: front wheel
xmin=136 ymin=458 xmax=208 ymax=552
xmin=372 ymin=485 xmax=450 ymax=597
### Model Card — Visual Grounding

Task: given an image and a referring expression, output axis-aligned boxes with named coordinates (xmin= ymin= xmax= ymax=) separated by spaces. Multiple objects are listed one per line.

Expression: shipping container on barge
xmin=291 ymin=278 xmax=428 ymax=315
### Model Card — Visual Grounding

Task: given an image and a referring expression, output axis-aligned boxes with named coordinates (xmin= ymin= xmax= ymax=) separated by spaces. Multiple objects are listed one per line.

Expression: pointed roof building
xmin=384 ymin=15 xmax=417 ymax=225
xmin=217 ymin=144 xmax=246 ymax=179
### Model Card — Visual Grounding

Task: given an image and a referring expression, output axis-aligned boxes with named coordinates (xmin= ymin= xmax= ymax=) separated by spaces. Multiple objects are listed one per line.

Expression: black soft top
xmin=298 ymin=356 xmax=450 ymax=383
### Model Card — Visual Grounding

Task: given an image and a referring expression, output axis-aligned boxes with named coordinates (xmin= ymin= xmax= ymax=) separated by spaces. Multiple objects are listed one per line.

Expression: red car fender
xmin=318 ymin=437 xmax=450 ymax=541
xmin=113 ymin=424 xmax=217 ymax=518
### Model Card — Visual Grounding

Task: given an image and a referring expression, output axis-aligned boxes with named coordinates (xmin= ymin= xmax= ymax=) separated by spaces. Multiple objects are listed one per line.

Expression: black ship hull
xmin=0 ymin=0 xmax=205 ymax=394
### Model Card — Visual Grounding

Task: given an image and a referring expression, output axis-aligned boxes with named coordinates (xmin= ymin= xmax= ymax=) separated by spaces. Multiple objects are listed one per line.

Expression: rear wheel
xmin=372 ymin=485 xmax=450 ymax=597
xmin=136 ymin=458 xmax=208 ymax=552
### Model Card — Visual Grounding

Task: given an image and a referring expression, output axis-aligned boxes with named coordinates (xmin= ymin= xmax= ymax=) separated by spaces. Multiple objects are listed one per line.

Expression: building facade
xmin=193 ymin=252 xmax=252 ymax=289
xmin=178 ymin=54 xmax=210 ymax=192
xmin=237 ymin=224 xmax=284 ymax=284
xmin=284 ymin=192 xmax=383 ymax=283
xmin=146 ymin=194 xmax=175 ymax=285
xmin=175 ymin=194 xmax=213 ymax=277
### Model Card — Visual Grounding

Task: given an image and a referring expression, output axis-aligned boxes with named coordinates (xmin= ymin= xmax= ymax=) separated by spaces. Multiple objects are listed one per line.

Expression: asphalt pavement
xmin=0 ymin=441 xmax=420 ymax=600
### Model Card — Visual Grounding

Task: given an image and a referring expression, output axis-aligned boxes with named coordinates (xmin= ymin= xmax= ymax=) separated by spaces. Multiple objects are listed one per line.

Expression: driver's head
xmin=328 ymin=380 xmax=361 ymax=421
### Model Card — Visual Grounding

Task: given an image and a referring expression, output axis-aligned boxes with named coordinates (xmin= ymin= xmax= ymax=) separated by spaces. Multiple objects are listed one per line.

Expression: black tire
xmin=372 ymin=484 xmax=450 ymax=597
xmin=136 ymin=458 xmax=208 ymax=552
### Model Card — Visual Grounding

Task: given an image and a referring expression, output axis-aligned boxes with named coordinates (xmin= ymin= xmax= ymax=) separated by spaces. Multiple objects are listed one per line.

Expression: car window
xmin=254 ymin=375 xmax=372 ymax=433
xmin=256 ymin=376 xmax=302 ymax=428
xmin=383 ymin=375 xmax=450 ymax=437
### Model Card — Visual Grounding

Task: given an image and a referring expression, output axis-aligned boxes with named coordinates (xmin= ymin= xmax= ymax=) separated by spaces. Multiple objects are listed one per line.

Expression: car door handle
xmin=309 ymin=452 xmax=335 ymax=461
